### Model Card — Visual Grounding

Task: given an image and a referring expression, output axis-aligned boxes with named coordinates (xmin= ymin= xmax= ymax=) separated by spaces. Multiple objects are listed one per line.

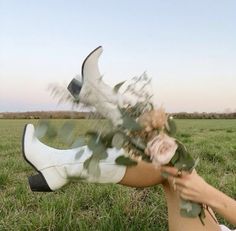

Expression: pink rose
xmin=146 ymin=133 xmax=178 ymax=166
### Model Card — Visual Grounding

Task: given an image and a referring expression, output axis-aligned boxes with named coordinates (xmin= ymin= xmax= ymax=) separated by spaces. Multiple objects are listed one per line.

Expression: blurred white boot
xmin=22 ymin=124 xmax=126 ymax=192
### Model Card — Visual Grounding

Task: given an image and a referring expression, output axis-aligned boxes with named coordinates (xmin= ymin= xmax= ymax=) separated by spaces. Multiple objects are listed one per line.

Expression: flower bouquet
xmin=44 ymin=46 xmax=205 ymax=224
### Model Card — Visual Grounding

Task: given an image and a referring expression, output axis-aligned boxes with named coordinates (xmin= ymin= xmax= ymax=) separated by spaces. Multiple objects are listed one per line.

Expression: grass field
xmin=0 ymin=119 xmax=235 ymax=230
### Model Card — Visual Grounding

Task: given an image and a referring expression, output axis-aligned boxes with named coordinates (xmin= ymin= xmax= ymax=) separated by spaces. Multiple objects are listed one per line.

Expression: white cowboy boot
xmin=22 ymin=124 xmax=126 ymax=192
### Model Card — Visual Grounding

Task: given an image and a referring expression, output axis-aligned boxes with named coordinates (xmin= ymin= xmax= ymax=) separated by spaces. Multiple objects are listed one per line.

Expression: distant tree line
xmin=171 ymin=112 xmax=236 ymax=119
xmin=0 ymin=111 xmax=94 ymax=119
xmin=0 ymin=111 xmax=236 ymax=119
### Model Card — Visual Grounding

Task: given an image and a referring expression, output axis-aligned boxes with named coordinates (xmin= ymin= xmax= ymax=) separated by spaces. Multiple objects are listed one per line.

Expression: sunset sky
xmin=0 ymin=0 xmax=236 ymax=112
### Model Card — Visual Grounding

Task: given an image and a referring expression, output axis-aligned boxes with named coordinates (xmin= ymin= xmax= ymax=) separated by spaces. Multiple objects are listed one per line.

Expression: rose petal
xmin=146 ymin=133 xmax=178 ymax=166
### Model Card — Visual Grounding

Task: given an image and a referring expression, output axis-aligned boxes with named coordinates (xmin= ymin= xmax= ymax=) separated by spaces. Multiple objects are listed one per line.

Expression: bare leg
xmin=118 ymin=161 xmax=165 ymax=187
xmin=118 ymin=163 xmax=220 ymax=230
xmin=162 ymin=180 xmax=220 ymax=231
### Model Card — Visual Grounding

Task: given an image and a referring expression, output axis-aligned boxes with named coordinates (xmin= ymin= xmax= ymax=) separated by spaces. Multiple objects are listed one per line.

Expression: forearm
xmin=205 ymin=184 xmax=236 ymax=226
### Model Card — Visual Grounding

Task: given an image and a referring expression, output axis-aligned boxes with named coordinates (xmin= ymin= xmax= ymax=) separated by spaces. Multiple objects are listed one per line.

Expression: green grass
xmin=0 ymin=119 xmax=235 ymax=230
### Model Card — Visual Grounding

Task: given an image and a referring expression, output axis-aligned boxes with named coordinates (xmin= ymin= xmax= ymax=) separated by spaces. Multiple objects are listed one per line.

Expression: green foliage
xmin=35 ymin=120 xmax=49 ymax=138
xmin=129 ymin=137 xmax=146 ymax=151
xmin=84 ymin=156 xmax=101 ymax=177
xmin=115 ymin=156 xmax=138 ymax=166
xmin=58 ymin=120 xmax=75 ymax=143
xmin=112 ymin=132 xmax=126 ymax=149
xmin=180 ymin=199 xmax=202 ymax=218
xmin=74 ymin=149 xmax=85 ymax=160
xmin=172 ymin=141 xmax=195 ymax=171
xmin=165 ymin=117 xmax=177 ymax=136
xmin=71 ymin=137 xmax=86 ymax=148
xmin=121 ymin=114 xmax=142 ymax=131
xmin=83 ymin=132 xmax=108 ymax=177
xmin=35 ymin=120 xmax=57 ymax=139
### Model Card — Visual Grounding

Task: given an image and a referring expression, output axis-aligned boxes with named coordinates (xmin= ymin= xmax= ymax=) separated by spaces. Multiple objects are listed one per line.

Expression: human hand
xmin=161 ymin=166 xmax=211 ymax=205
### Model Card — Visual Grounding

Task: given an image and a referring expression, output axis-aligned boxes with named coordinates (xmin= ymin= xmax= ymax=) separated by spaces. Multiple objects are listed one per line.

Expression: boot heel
xmin=28 ymin=173 xmax=52 ymax=192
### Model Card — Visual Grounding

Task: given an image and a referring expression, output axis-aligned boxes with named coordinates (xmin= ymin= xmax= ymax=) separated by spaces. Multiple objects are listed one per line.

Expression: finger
xmin=161 ymin=166 xmax=189 ymax=177
xmin=179 ymin=192 xmax=192 ymax=201
xmin=176 ymin=185 xmax=197 ymax=201
xmin=172 ymin=177 xmax=177 ymax=191
xmin=168 ymin=176 xmax=180 ymax=192
xmin=177 ymin=187 xmax=196 ymax=201
xmin=161 ymin=166 xmax=179 ymax=176
xmin=170 ymin=179 xmax=187 ymax=194
xmin=168 ymin=175 xmax=186 ymax=187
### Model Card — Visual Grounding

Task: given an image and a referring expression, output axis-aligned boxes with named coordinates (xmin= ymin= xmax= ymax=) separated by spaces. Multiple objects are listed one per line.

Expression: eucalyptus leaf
xmin=176 ymin=141 xmax=188 ymax=156
xmin=92 ymin=144 xmax=107 ymax=158
xmin=74 ymin=149 xmax=85 ymax=160
xmin=102 ymin=132 xmax=116 ymax=148
xmin=112 ymin=132 xmax=126 ymax=149
xmin=113 ymin=81 xmax=126 ymax=93
xmin=174 ymin=157 xmax=195 ymax=171
xmin=121 ymin=115 xmax=142 ymax=131
xmin=130 ymin=137 xmax=146 ymax=151
xmin=180 ymin=200 xmax=193 ymax=212
xmin=83 ymin=156 xmax=92 ymax=170
xmin=180 ymin=200 xmax=202 ymax=218
xmin=115 ymin=156 xmax=138 ymax=166
xmin=174 ymin=141 xmax=195 ymax=171
xmin=71 ymin=137 xmax=86 ymax=148
xmin=97 ymin=150 xmax=108 ymax=160
xmin=87 ymin=133 xmax=100 ymax=150
xmin=83 ymin=155 xmax=101 ymax=178
xmin=35 ymin=120 xmax=49 ymax=139
xmin=87 ymin=158 xmax=101 ymax=178
xmin=58 ymin=121 xmax=75 ymax=143
xmin=165 ymin=117 xmax=177 ymax=136
xmin=190 ymin=157 xmax=200 ymax=172
xmin=86 ymin=133 xmax=108 ymax=159
xmin=170 ymin=151 xmax=180 ymax=165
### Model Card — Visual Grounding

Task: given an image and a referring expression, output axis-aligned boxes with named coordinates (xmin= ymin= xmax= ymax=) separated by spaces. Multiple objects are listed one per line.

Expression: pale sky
xmin=0 ymin=0 xmax=236 ymax=112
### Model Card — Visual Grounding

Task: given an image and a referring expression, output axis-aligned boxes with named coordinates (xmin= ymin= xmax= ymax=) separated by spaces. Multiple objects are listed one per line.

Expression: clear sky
xmin=0 ymin=0 xmax=236 ymax=112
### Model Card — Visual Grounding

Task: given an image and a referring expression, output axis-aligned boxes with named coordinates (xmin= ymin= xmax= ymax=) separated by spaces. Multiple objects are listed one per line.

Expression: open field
xmin=0 ymin=119 xmax=236 ymax=230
